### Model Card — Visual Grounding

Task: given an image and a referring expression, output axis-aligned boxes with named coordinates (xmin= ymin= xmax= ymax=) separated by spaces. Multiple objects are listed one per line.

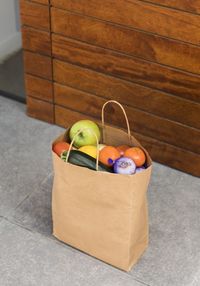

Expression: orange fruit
xmin=124 ymin=147 xmax=146 ymax=167
xmin=53 ymin=142 xmax=70 ymax=157
xmin=99 ymin=146 xmax=120 ymax=167
xmin=116 ymin=145 xmax=130 ymax=156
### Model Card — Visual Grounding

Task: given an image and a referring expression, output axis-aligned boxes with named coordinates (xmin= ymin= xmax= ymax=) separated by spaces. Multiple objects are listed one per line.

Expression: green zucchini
xmin=61 ymin=150 xmax=113 ymax=173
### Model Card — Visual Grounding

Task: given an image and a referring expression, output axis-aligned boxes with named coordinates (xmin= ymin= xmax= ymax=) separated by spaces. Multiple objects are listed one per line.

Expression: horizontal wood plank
xmin=25 ymin=74 xmax=53 ymax=102
xmin=51 ymin=0 xmax=200 ymax=46
xmin=53 ymin=62 xmax=200 ymax=130
xmin=51 ymin=8 xmax=200 ymax=75
xmin=24 ymin=51 xmax=52 ymax=80
xmin=22 ymin=26 xmax=51 ymax=56
xmin=137 ymin=132 xmax=200 ymax=177
xmin=52 ymin=34 xmax=200 ymax=103
xmin=20 ymin=0 xmax=50 ymax=30
xmin=55 ymin=105 xmax=200 ymax=177
xmin=27 ymin=96 xmax=54 ymax=123
xmin=140 ymin=0 xmax=200 ymax=14
xmin=53 ymin=63 xmax=200 ymax=153
xmin=31 ymin=0 xmax=49 ymax=4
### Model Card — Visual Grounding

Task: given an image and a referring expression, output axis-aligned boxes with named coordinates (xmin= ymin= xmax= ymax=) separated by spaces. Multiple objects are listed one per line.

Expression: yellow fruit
xmin=79 ymin=145 xmax=98 ymax=159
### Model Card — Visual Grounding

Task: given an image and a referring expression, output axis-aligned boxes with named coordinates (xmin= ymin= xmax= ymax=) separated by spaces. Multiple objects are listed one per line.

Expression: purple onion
xmin=113 ymin=157 xmax=136 ymax=175
xmin=135 ymin=166 xmax=146 ymax=173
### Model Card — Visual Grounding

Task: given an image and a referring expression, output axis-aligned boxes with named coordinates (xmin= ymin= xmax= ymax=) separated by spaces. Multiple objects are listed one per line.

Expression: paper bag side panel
xmin=52 ymin=154 xmax=134 ymax=270
xmin=128 ymin=166 xmax=152 ymax=266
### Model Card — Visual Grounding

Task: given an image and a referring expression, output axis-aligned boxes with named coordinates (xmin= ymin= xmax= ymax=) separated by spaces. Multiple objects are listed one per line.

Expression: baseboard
xmin=0 ymin=32 xmax=22 ymax=63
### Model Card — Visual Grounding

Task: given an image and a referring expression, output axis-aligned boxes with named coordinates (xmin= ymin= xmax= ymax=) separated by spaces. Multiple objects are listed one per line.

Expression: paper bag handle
xmin=101 ymin=100 xmax=131 ymax=142
xmin=65 ymin=128 xmax=100 ymax=171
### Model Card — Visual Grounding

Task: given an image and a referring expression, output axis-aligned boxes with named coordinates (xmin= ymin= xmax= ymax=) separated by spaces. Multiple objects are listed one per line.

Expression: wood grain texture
xmin=31 ymin=0 xmax=49 ymax=4
xmin=22 ymin=26 xmax=51 ymax=56
xmin=52 ymin=65 xmax=200 ymax=153
xmin=20 ymin=0 xmax=200 ymax=175
xmin=140 ymin=0 xmax=200 ymax=14
xmin=53 ymin=62 xmax=200 ymax=129
xmin=52 ymin=34 xmax=200 ymax=103
xmin=51 ymin=8 xmax=200 ymax=75
xmin=137 ymin=132 xmax=200 ymax=177
xmin=25 ymin=74 xmax=53 ymax=102
xmin=55 ymin=105 xmax=200 ymax=177
xmin=24 ymin=51 xmax=52 ymax=80
xmin=51 ymin=0 xmax=200 ymax=46
xmin=20 ymin=0 xmax=50 ymax=30
xmin=27 ymin=96 xmax=54 ymax=123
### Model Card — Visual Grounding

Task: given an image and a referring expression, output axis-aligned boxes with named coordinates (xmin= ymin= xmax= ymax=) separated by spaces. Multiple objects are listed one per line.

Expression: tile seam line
xmin=132 ymin=276 xmax=151 ymax=286
xmin=0 ymin=217 xmax=151 ymax=286
xmin=2 ymin=217 xmax=84 ymax=255
xmin=10 ymin=172 xmax=52 ymax=217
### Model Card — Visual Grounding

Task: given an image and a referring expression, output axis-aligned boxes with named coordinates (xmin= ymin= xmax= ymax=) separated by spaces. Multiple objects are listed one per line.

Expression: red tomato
xmin=53 ymin=142 xmax=70 ymax=157
xmin=124 ymin=147 xmax=146 ymax=167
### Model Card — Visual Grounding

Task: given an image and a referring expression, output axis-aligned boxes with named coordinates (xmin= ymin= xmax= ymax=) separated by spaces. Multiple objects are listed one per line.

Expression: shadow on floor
xmin=0 ymin=49 xmax=25 ymax=102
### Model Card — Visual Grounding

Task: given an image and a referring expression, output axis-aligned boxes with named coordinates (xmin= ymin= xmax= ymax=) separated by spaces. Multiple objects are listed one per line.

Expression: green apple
xmin=69 ymin=120 xmax=101 ymax=148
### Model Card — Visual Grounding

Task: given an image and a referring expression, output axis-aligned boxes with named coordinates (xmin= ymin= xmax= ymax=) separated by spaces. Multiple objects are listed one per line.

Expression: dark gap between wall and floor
xmin=0 ymin=50 xmax=25 ymax=103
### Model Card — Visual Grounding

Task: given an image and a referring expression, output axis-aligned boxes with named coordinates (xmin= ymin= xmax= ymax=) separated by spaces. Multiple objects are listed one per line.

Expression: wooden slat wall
xmin=25 ymin=74 xmax=53 ymax=102
xmin=52 ymin=35 xmax=200 ymax=127
xmin=31 ymin=0 xmax=49 ymax=4
xmin=53 ymin=61 xmax=200 ymax=153
xmin=20 ymin=0 xmax=50 ymax=30
xmin=20 ymin=0 xmax=200 ymax=175
xmin=51 ymin=8 xmax=200 ymax=75
xmin=22 ymin=26 xmax=51 ymax=56
xmin=52 ymin=34 xmax=200 ymax=103
xmin=139 ymin=0 xmax=200 ymax=14
xmin=20 ymin=0 xmax=54 ymax=123
xmin=50 ymin=0 xmax=200 ymax=176
xmin=51 ymin=0 xmax=200 ymax=46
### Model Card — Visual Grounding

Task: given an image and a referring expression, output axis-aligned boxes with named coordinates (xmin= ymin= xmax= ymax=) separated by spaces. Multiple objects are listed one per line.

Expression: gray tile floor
xmin=0 ymin=96 xmax=200 ymax=286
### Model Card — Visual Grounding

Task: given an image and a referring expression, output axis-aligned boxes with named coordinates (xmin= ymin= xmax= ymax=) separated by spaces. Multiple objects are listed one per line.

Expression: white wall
xmin=0 ymin=0 xmax=21 ymax=62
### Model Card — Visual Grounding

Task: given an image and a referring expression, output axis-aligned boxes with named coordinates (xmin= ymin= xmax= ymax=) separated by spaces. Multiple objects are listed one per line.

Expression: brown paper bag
xmin=52 ymin=101 xmax=152 ymax=271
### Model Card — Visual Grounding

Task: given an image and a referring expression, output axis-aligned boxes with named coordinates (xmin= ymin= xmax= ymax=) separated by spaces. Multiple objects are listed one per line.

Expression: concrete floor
xmin=0 ymin=96 xmax=200 ymax=286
